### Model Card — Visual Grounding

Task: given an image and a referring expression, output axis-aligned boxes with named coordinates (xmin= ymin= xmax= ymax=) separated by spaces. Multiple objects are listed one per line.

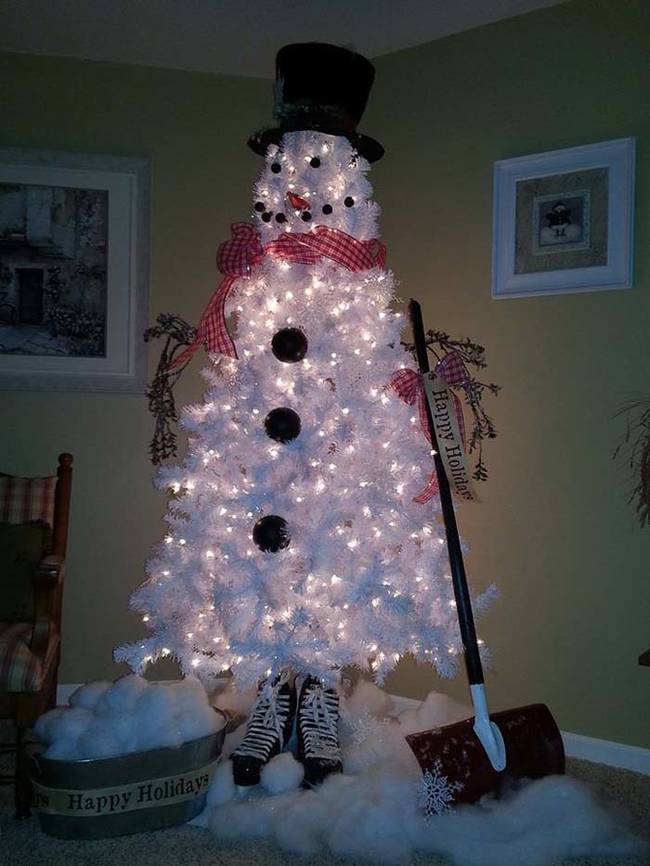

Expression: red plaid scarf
xmin=390 ymin=352 xmax=468 ymax=503
xmin=168 ymin=224 xmax=386 ymax=370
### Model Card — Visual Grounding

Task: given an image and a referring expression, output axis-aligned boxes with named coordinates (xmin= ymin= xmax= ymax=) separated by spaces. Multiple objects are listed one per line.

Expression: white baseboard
xmin=56 ymin=685 xmax=649 ymax=775
xmin=57 ymin=682 xmax=83 ymax=706
xmin=561 ymin=731 xmax=650 ymax=775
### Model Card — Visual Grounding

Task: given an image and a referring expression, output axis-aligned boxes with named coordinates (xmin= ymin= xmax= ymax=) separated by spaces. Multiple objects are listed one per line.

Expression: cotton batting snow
xmin=195 ymin=680 xmax=645 ymax=866
xmin=261 ymin=752 xmax=305 ymax=794
xmin=33 ymin=677 xmax=645 ymax=864
xmin=206 ymin=760 xmax=237 ymax=808
xmin=34 ymin=675 xmax=223 ymax=760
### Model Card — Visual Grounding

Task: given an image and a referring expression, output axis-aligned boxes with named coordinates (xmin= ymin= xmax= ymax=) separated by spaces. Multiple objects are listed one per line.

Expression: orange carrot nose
xmin=286 ymin=191 xmax=310 ymax=211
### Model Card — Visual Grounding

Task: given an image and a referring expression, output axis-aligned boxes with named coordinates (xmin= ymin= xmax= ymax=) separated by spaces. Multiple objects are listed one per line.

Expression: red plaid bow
xmin=390 ymin=352 xmax=468 ymax=503
xmin=167 ymin=223 xmax=386 ymax=370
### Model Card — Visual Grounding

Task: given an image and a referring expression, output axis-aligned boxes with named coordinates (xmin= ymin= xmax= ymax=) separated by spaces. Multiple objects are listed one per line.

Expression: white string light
xmin=115 ymin=128 xmax=487 ymax=689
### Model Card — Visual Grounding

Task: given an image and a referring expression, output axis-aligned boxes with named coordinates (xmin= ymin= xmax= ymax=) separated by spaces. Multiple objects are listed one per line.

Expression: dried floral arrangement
xmin=146 ymin=316 xmax=501 ymax=479
xmin=402 ymin=329 xmax=500 ymax=483
xmin=613 ymin=398 xmax=650 ymax=527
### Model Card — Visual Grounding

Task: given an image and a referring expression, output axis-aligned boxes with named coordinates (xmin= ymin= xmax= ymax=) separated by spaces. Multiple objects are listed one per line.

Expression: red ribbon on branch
xmin=390 ymin=352 xmax=469 ymax=503
xmin=167 ymin=223 xmax=386 ymax=371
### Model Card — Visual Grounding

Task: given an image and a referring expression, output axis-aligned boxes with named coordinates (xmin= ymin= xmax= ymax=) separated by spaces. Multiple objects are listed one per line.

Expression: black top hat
xmin=248 ymin=43 xmax=384 ymax=163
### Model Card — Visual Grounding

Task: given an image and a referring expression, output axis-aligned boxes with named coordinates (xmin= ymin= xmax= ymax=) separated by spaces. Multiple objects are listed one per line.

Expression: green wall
xmin=0 ymin=53 xmax=271 ymax=686
xmin=2 ymin=0 xmax=648 ymax=748
xmin=371 ymin=0 xmax=650 ymax=748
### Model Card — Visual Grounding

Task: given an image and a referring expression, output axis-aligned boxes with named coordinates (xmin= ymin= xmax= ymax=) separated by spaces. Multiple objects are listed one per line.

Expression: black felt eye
xmin=254 ymin=202 xmax=265 ymax=212
xmin=322 ymin=204 xmax=333 ymax=215
xmin=344 ymin=196 xmax=355 ymax=207
xmin=276 ymin=213 xmax=286 ymax=223
xmin=261 ymin=212 xmax=272 ymax=223
xmin=301 ymin=211 xmax=312 ymax=222
xmin=271 ymin=162 xmax=282 ymax=174
xmin=310 ymin=157 xmax=321 ymax=168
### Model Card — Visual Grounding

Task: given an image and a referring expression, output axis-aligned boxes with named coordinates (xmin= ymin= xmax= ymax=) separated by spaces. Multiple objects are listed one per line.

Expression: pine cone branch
xmin=145 ymin=314 xmax=197 ymax=465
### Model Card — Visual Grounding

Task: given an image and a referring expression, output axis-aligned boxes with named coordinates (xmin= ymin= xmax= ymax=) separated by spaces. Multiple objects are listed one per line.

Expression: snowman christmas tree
xmin=116 ymin=44 xmax=492 ymax=788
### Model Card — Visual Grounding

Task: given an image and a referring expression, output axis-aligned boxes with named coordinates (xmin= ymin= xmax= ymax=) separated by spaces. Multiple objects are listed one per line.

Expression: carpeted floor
xmin=1 ymin=730 xmax=648 ymax=866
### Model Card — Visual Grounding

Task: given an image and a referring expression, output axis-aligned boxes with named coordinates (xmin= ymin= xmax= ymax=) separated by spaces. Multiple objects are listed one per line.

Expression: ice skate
xmin=296 ymin=675 xmax=342 ymax=787
xmin=232 ymin=672 xmax=296 ymax=787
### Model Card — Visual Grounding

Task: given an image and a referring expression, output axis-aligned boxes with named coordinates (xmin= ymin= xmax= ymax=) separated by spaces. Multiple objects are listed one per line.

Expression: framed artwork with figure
xmin=0 ymin=148 xmax=149 ymax=391
xmin=491 ymin=138 xmax=635 ymax=299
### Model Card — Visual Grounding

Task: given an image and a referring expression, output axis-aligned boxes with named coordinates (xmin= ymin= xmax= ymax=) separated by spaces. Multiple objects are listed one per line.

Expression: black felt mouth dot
xmin=254 ymin=202 xmax=265 ymax=212
xmin=322 ymin=204 xmax=333 ymax=215
xmin=276 ymin=213 xmax=287 ymax=223
xmin=261 ymin=212 xmax=272 ymax=222
xmin=301 ymin=212 xmax=312 ymax=222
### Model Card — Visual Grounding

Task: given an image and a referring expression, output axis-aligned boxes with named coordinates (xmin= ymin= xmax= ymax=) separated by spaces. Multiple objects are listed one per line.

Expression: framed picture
xmin=492 ymin=138 xmax=635 ymax=299
xmin=0 ymin=148 xmax=149 ymax=391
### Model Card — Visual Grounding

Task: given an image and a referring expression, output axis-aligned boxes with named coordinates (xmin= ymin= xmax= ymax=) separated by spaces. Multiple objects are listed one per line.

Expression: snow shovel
xmin=404 ymin=299 xmax=565 ymax=806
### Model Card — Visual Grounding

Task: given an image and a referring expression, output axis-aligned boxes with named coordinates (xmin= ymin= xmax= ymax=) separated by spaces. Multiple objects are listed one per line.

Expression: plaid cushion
xmin=0 ymin=474 xmax=56 ymax=526
xmin=0 ymin=622 xmax=60 ymax=693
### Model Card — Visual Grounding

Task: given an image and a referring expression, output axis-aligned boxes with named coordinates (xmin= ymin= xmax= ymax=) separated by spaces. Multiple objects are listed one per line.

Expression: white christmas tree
xmin=116 ymin=129 xmax=491 ymax=688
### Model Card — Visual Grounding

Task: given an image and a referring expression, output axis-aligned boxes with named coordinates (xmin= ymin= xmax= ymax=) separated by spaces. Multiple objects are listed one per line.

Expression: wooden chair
xmin=0 ymin=453 xmax=73 ymax=817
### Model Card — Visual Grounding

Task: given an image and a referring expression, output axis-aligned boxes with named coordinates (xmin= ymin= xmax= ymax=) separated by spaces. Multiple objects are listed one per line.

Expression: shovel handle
xmin=409 ymin=299 xmax=485 ymax=686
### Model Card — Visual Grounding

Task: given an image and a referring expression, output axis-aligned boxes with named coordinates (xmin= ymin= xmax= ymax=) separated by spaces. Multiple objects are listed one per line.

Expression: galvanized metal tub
xmin=29 ymin=718 xmax=226 ymax=839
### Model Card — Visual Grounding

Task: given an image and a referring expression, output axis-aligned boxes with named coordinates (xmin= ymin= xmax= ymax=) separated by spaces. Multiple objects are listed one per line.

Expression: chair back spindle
xmin=52 ymin=454 xmax=73 ymax=559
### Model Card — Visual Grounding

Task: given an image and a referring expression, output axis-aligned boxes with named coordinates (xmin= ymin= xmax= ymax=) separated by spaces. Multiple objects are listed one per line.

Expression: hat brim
xmin=248 ymin=125 xmax=384 ymax=163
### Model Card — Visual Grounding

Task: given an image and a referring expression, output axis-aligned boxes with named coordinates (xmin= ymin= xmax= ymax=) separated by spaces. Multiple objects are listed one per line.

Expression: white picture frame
xmin=492 ymin=138 xmax=635 ymax=299
xmin=0 ymin=148 xmax=150 ymax=392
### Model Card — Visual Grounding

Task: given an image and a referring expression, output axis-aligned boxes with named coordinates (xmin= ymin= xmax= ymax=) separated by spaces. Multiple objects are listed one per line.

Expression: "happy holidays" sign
xmin=32 ymin=759 xmax=219 ymax=817
xmin=423 ymin=372 xmax=479 ymax=503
